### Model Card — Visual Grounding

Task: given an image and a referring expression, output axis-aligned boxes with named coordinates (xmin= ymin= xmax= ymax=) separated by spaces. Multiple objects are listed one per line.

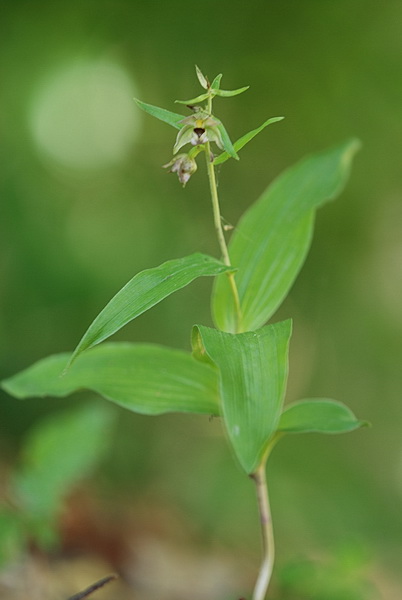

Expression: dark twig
xmin=66 ymin=574 xmax=118 ymax=600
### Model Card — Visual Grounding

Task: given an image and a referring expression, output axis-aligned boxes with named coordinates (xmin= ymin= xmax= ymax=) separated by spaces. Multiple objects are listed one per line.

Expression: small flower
xmin=173 ymin=110 xmax=224 ymax=154
xmin=162 ymin=153 xmax=198 ymax=186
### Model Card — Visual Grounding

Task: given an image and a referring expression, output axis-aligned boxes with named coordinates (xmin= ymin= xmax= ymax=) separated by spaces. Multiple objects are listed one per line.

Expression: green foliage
xmin=3 ymin=343 xmax=219 ymax=416
xmin=278 ymin=399 xmax=369 ymax=435
xmin=213 ymin=85 xmax=250 ymax=98
xmin=68 ymin=252 xmax=233 ymax=365
xmin=193 ymin=321 xmax=291 ymax=473
xmin=133 ymin=98 xmax=184 ymax=129
xmin=13 ymin=404 xmax=113 ymax=514
xmin=0 ymin=403 xmax=114 ymax=561
xmin=3 ymin=89 xmax=364 ymax=472
xmin=210 ymin=73 xmax=222 ymax=89
xmin=175 ymin=92 xmax=212 ymax=105
xmin=213 ymin=117 xmax=285 ymax=166
xmin=213 ymin=116 xmax=239 ymax=160
xmin=212 ymin=139 xmax=361 ymax=332
xmin=277 ymin=544 xmax=378 ymax=600
xmin=1 ymin=67 xmax=367 ymax=588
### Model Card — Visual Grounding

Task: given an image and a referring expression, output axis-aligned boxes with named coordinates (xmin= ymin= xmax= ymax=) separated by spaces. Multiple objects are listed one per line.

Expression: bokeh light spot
xmin=29 ymin=59 xmax=140 ymax=170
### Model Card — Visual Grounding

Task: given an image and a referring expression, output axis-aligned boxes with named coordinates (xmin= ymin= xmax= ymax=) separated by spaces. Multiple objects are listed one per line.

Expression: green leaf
xmin=10 ymin=403 xmax=115 ymax=519
xmin=192 ymin=320 xmax=292 ymax=473
xmin=278 ymin=399 xmax=369 ymax=435
xmin=212 ymin=139 xmax=361 ymax=332
xmin=214 ymin=118 xmax=239 ymax=160
xmin=195 ymin=65 xmax=208 ymax=90
xmin=134 ymin=98 xmax=185 ymax=130
xmin=2 ymin=343 xmax=220 ymax=416
xmin=214 ymin=85 xmax=249 ymax=98
xmin=211 ymin=74 xmax=223 ymax=90
xmin=213 ymin=116 xmax=284 ymax=166
xmin=69 ymin=253 xmax=234 ymax=365
xmin=175 ymin=92 xmax=211 ymax=105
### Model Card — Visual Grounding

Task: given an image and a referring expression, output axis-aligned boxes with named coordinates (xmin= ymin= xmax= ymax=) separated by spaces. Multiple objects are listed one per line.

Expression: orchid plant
xmin=2 ymin=66 xmax=367 ymax=599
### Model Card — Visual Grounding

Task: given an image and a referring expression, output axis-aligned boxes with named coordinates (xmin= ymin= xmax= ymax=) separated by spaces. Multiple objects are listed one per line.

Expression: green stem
xmin=251 ymin=462 xmax=275 ymax=600
xmin=204 ymin=143 xmax=242 ymax=330
xmin=205 ymin=90 xmax=271 ymax=597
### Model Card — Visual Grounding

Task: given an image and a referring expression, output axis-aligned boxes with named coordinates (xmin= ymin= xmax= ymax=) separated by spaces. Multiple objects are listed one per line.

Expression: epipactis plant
xmin=2 ymin=66 xmax=368 ymax=600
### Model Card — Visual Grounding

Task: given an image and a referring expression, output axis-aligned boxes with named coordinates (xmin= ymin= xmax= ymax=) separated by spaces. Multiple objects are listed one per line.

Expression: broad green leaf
xmin=134 ymin=98 xmax=184 ymax=129
xmin=195 ymin=65 xmax=208 ymax=89
xmin=212 ymin=139 xmax=361 ymax=332
xmin=215 ymin=118 xmax=239 ymax=160
xmin=211 ymin=74 xmax=223 ymax=90
xmin=214 ymin=85 xmax=249 ymax=98
xmin=70 ymin=253 xmax=233 ymax=364
xmin=278 ymin=399 xmax=369 ymax=435
xmin=213 ymin=117 xmax=284 ymax=166
xmin=192 ymin=320 xmax=292 ymax=473
xmin=10 ymin=403 xmax=114 ymax=519
xmin=175 ymin=92 xmax=211 ymax=105
xmin=2 ymin=343 xmax=220 ymax=416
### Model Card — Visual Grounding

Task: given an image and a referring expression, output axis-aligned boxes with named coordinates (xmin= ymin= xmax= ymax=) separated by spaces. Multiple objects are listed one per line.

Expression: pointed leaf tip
xmin=278 ymin=399 xmax=369 ymax=435
xmin=133 ymin=98 xmax=185 ymax=130
xmin=213 ymin=116 xmax=284 ymax=166
xmin=69 ymin=253 xmax=233 ymax=366
xmin=214 ymin=86 xmax=249 ymax=98
xmin=174 ymin=92 xmax=211 ymax=105
xmin=195 ymin=65 xmax=209 ymax=89
xmin=193 ymin=320 xmax=292 ymax=473
xmin=212 ymin=138 xmax=361 ymax=332
xmin=2 ymin=344 xmax=220 ymax=417
xmin=211 ymin=74 xmax=223 ymax=90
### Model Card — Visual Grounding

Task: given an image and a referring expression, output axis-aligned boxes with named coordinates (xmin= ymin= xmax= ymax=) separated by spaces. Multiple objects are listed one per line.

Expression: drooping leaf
xmin=192 ymin=320 xmax=292 ymax=473
xmin=211 ymin=74 xmax=223 ymax=90
xmin=2 ymin=343 xmax=220 ymax=416
xmin=214 ymin=85 xmax=249 ymax=98
xmin=278 ymin=399 xmax=369 ymax=435
xmin=69 ymin=253 xmax=234 ymax=365
xmin=212 ymin=139 xmax=361 ymax=332
xmin=134 ymin=98 xmax=185 ymax=129
xmin=195 ymin=65 xmax=208 ymax=89
xmin=213 ymin=116 xmax=285 ymax=166
xmin=175 ymin=92 xmax=211 ymax=105
xmin=10 ymin=403 xmax=115 ymax=520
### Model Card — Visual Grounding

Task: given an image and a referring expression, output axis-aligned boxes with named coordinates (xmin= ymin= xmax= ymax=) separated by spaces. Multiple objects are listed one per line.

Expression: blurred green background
xmin=1 ymin=0 xmax=401 ymax=597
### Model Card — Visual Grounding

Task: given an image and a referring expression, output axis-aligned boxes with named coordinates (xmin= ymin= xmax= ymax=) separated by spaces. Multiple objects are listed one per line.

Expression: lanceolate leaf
xmin=213 ymin=117 xmax=285 ymax=166
xmin=134 ymin=98 xmax=185 ymax=130
xmin=212 ymin=139 xmax=361 ymax=332
xmin=278 ymin=399 xmax=369 ymax=435
xmin=69 ymin=253 xmax=233 ymax=365
xmin=215 ymin=118 xmax=239 ymax=160
xmin=214 ymin=86 xmax=249 ymax=98
xmin=175 ymin=92 xmax=211 ymax=105
xmin=192 ymin=320 xmax=292 ymax=473
xmin=2 ymin=343 xmax=220 ymax=416
xmin=211 ymin=74 xmax=223 ymax=90
xmin=195 ymin=65 xmax=208 ymax=89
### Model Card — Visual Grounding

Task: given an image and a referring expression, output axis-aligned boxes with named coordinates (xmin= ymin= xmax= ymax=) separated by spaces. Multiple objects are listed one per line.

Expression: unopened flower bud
xmin=163 ymin=153 xmax=198 ymax=187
